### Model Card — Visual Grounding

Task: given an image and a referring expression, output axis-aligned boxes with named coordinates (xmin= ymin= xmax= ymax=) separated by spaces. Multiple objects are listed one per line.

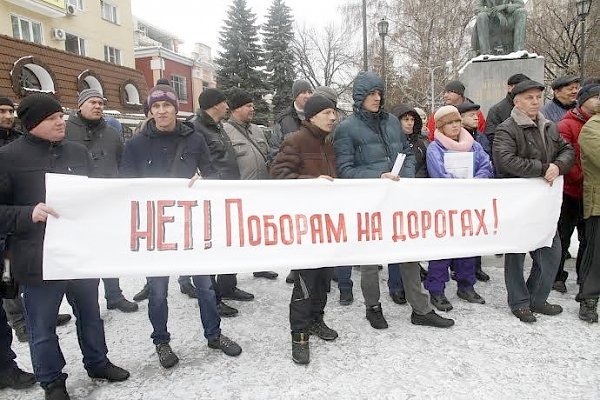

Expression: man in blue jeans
xmin=120 ymin=83 xmax=242 ymax=368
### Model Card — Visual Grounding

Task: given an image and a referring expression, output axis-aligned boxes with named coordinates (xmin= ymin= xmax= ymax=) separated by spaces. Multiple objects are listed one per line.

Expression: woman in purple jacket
xmin=425 ymin=105 xmax=493 ymax=312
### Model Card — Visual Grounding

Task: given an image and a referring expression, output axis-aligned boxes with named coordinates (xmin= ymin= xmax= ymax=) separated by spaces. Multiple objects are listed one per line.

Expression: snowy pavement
xmin=7 ymin=255 xmax=600 ymax=400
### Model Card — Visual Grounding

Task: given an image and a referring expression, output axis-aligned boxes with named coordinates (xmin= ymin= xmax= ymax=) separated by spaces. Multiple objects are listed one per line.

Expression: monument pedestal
xmin=459 ymin=52 xmax=545 ymax=116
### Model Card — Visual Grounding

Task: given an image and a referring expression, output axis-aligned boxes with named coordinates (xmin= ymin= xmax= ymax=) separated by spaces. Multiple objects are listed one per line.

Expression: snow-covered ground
xmin=7 ymin=254 xmax=600 ymax=400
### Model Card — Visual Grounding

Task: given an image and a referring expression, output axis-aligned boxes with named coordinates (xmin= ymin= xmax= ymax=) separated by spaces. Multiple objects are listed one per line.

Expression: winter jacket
xmin=190 ymin=110 xmax=240 ymax=180
xmin=427 ymin=99 xmax=486 ymax=140
xmin=557 ymin=108 xmax=591 ymax=199
xmin=579 ymin=114 xmax=600 ymax=219
xmin=0 ymin=133 xmax=91 ymax=284
xmin=223 ymin=117 xmax=270 ymax=180
xmin=120 ymin=119 xmax=215 ymax=179
xmin=270 ymin=104 xmax=302 ymax=158
xmin=333 ymin=71 xmax=416 ymax=179
xmin=426 ymin=139 xmax=493 ymax=179
xmin=541 ymin=97 xmax=576 ymax=123
xmin=485 ymin=93 xmax=514 ymax=143
xmin=0 ymin=127 xmax=21 ymax=147
xmin=270 ymin=121 xmax=337 ymax=179
xmin=65 ymin=113 xmax=122 ymax=178
xmin=391 ymin=103 xmax=429 ymax=178
xmin=493 ymin=107 xmax=575 ymax=179
xmin=465 ymin=127 xmax=492 ymax=161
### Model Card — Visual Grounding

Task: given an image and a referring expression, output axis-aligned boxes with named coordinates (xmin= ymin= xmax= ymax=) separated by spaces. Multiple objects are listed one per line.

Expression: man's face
xmin=581 ymin=95 xmax=600 ymax=116
xmin=212 ymin=101 xmax=229 ymax=122
xmin=400 ymin=114 xmax=415 ymax=135
xmin=151 ymin=101 xmax=177 ymax=131
xmin=554 ymin=82 xmax=580 ymax=105
xmin=362 ymin=90 xmax=381 ymax=113
xmin=232 ymin=103 xmax=255 ymax=123
xmin=443 ymin=91 xmax=463 ymax=106
xmin=0 ymin=105 xmax=15 ymax=129
xmin=79 ymin=97 xmax=104 ymax=121
xmin=514 ymin=89 xmax=543 ymax=119
xmin=309 ymin=108 xmax=337 ymax=133
xmin=295 ymin=90 xmax=312 ymax=110
xmin=461 ymin=110 xmax=479 ymax=130
xmin=441 ymin=120 xmax=462 ymax=140
xmin=30 ymin=112 xmax=65 ymax=142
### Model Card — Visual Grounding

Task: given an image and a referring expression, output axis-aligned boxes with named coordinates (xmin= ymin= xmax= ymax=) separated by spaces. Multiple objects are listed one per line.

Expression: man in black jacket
xmin=493 ymin=80 xmax=575 ymax=323
xmin=485 ymin=73 xmax=530 ymax=144
xmin=0 ymin=94 xmax=130 ymax=400
xmin=65 ymin=89 xmax=137 ymax=313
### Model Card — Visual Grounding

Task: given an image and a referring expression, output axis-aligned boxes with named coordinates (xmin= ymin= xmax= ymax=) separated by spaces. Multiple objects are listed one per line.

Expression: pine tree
xmin=262 ymin=0 xmax=296 ymax=118
xmin=216 ymin=0 xmax=270 ymax=124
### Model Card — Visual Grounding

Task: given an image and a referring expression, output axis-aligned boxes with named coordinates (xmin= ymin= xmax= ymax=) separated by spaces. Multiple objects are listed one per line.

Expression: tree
xmin=215 ymin=0 xmax=269 ymax=123
xmin=262 ymin=0 xmax=296 ymax=117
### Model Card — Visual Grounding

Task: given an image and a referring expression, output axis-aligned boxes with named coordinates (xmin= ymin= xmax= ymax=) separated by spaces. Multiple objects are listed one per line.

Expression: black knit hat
xmin=444 ymin=80 xmax=465 ymax=96
xmin=227 ymin=89 xmax=253 ymax=110
xmin=0 ymin=96 xmax=14 ymax=108
xmin=199 ymin=88 xmax=227 ymax=110
xmin=304 ymin=95 xmax=335 ymax=121
xmin=577 ymin=84 xmax=600 ymax=107
xmin=17 ymin=94 xmax=63 ymax=131
xmin=507 ymin=73 xmax=530 ymax=85
xmin=292 ymin=79 xmax=312 ymax=100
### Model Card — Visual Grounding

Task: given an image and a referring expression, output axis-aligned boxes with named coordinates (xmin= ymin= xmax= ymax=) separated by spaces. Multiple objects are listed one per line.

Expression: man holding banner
xmin=493 ymin=80 xmax=575 ymax=323
xmin=119 ymin=83 xmax=242 ymax=368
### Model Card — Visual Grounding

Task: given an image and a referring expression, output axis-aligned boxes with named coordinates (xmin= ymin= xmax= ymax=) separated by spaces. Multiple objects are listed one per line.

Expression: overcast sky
xmin=131 ymin=0 xmax=350 ymax=56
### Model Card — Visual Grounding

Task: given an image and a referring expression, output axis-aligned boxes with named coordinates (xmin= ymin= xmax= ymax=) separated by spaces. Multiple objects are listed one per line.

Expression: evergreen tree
xmin=262 ymin=0 xmax=296 ymax=117
xmin=216 ymin=0 xmax=269 ymax=124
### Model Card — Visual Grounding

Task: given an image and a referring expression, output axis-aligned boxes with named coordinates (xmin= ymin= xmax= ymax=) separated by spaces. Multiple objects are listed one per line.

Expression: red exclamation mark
xmin=492 ymin=198 xmax=498 ymax=235
xmin=204 ymin=200 xmax=212 ymax=249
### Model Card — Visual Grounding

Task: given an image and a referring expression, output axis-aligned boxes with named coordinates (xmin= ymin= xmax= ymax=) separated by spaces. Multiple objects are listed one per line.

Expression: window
xmin=65 ymin=33 xmax=86 ymax=56
xmin=171 ymin=75 xmax=187 ymax=101
xmin=100 ymin=1 xmax=118 ymax=24
xmin=11 ymin=15 xmax=42 ymax=44
xmin=67 ymin=0 xmax=84 ymax=10
xmin=10 ymin=57 xmax=56 ymax=96
xmin=104 ymin=46 xmax=121 ymax=65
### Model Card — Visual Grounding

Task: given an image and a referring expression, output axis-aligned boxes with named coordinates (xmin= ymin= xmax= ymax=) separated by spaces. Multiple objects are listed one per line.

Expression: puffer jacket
xmin=493 ymin=107 xmax=575 ymax=178
xmin=426 ymin=139 xmax=493 ymax=179
xmin=333 ymin=71 xmax=416 ymax=179
xmin=190 ymin=110 xmax=240 ymax=180
xmin=270 ymin=121 xmax=336 ymax=179
xmin=579 ymin=114 xmax=600 ymax=219
xmin=541 ymin=97 xmax=576 ymax=123
xmin=391 ymin=103 xmax=429 ymax=178
xmin=557 ymin=107 xmax=590 ymax=198
xmin=65 ymin=113 xmax=122 ymax=178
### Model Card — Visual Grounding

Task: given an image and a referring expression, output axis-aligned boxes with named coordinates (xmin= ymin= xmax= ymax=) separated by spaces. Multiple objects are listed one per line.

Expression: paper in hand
xmin=391 ymin=153 xmax=406 ymax=176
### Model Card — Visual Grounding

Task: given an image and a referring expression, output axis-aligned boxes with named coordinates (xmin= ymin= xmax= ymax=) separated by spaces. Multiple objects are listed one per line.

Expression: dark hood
xmin=390 ymin=103 xmax=422 ymax=135
xmin=352 ymin=71 xmax=385 ymax=114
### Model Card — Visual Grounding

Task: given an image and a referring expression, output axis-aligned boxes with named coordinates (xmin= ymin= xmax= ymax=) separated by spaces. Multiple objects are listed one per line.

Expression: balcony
xmin=5 ymin=0 xmax=67 ymax=18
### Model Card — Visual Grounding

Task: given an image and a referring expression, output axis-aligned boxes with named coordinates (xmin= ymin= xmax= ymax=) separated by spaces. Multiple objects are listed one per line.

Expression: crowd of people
xmin=0 ymin=67 xmax=598 ymax=399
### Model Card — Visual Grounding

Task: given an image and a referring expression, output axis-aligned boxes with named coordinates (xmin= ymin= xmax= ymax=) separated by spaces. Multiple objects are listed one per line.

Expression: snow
xmin=6 ymin=254 xmax=600 ymax=400
xmin=458 ymin=51 xmax=543 ymax=75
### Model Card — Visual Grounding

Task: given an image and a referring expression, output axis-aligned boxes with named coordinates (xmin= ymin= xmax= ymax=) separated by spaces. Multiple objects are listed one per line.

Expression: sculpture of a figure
xmin=472 ymin=0 xmax=527 ymax=55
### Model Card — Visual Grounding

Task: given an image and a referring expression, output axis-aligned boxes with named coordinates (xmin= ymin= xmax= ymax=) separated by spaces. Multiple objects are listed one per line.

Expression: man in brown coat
xmin=270 ymin=95 xmax=338 ymax=365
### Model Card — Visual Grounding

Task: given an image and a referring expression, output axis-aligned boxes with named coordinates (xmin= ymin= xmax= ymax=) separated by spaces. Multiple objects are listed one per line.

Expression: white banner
xmin=43 ymin=174 xmax=562 ymax=280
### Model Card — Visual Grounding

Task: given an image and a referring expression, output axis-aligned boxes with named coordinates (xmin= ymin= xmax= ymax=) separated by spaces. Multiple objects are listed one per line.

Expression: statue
xmin=471 ymin=0 xmax=527 ymax=56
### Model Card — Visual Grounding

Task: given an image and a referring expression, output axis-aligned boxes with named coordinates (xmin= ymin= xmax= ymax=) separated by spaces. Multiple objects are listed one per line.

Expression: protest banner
xmin=43 ymin=173 xmax=563 ymax=279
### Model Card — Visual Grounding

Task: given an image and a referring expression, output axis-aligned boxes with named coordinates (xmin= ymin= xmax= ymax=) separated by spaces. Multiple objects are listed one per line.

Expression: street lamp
xmin=362 ymin=0 xmax=368 ymax=71
xmin=576 ymin=0 xmax=593 ymax=81
xmin=417 ymin=61 xmax=452 ymax=114
xmin=377 ymin=17 xmax=389 ymax=87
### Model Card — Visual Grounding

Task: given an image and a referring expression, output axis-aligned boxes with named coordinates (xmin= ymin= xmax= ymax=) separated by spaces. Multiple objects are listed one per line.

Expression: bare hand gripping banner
xmin=42 ymin=174 xmax=563 ymax=280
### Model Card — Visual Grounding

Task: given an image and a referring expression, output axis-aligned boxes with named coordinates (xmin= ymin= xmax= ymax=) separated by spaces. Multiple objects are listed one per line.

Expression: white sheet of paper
xmin=391 ymin=153 xmax=406 ymax=176
xmin=444 ymin=152 xmax=474 ymax=179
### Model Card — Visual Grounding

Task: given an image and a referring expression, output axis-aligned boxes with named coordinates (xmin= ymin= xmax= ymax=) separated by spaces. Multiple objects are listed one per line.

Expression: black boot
xmin=308 ymin=317 xmax=338 ymax=341
xmin=44 ymin=378 xmax=69 ymax=400
xmin=411 ymin=310 xmax=455 ymax=328
xmin=286 ymin=271 xmax=296 ymax=284
xmin=390 ymin=291 xmax=407 ymax=305
xmin=87 ymin=361 xmax=130 ymax=382
xmin=475 ymin=269 xmax=490 ymax=282
xmin=56 ymin=314 xmax=71 ymax=326
xmin=552 ymin=280 xmax=567 ymax=293
xmin=0 ymin=365 xmax=35 ymax=390
xmin=366 ymin=303 xmax=388 ymax=329
xmin=155 ymin=343 xmax=179 ymax=369
xmin=107 ymin=298 xmax=139 ymax=313
xmin=217 ymin=301 xmax=239 ymax=317
xmin=339 ymin=290 xmax=353 ymax=305
xmin=253 ymin=271 xmax=278 ymax=279
xmin=430 ymin=294 xmax=453 ymax=312
xmin=179 ymin=282 xmax=198 ymax=299
xmin=291 ymin=333 xmax=309 ymax=365
xmin=208 ymin=334 xmax=242 ymax=357
xmin=132 ymin=283 xmax=150 ymax=302
xmin=579 ymin=298 xmax=598 ymax=323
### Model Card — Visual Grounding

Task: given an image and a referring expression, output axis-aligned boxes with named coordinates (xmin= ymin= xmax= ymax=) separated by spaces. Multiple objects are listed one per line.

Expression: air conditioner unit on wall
xmin=52 ymin=28 xmax=66 ymax=41
xmin=66 ymin=5 xmax=77 ymax=16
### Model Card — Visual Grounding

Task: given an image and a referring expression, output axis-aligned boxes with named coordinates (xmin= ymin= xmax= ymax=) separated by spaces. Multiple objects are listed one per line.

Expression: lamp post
xmin=377 ymin=17 xmax=389 ymax=87
xmin=576 ymin=0 xmax=593 ymax=81
xmin=362 ymin=0 xmax=368 ymax=71
xmin=421 ymin=61 xmax=453 ymax=114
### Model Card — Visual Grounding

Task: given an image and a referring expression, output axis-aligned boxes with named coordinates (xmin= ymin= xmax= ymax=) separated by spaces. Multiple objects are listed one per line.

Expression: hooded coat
xmin=333 ymin=72 xmax=416 ymax=179
xmin=392 ymin=103 xmax=429 ymax=178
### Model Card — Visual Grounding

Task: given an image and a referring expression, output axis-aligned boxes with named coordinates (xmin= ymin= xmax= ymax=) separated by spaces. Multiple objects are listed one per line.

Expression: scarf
xmin=434 ymin=127 xmax=474 ymax=152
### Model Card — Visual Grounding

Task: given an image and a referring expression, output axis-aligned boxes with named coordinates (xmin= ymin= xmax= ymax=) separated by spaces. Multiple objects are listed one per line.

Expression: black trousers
xmin=578 ymin=217 xmax=600 ymax=300
xmin=209 ymin=274 xmax=237 ymax=300
xmin=556 ymin=194 xmax=586 ymax=283
xmin=289 ymin=268 xmax=330 ymax=333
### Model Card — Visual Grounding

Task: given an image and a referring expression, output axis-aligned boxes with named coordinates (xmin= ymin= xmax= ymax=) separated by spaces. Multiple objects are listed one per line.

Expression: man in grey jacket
xmin=65 ymin=89 xmax=138 ymax=313
xmin=541 ymin=75 xmax=580 ymax=123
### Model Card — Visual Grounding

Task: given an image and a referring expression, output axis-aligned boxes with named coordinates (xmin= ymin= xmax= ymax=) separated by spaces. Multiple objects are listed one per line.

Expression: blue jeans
xmin=147 ymin=275 xmax=220 ymax=345
xmin=0 ymin=298 xmax=17 ymax=371
xmin=102 ymin=278 xmax=124 ymax=304
xmin=22 ymin=280 xmax=108 ymax=386
xmin=387 ymin=264 xmax=405 ymax=294
xmin=335 ymin=266 xmax=353 ymax=292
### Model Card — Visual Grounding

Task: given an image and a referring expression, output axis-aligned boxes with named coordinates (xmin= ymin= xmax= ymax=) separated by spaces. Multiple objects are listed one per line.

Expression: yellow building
xmin=0 ymin=0 xmax=135 ymax=68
